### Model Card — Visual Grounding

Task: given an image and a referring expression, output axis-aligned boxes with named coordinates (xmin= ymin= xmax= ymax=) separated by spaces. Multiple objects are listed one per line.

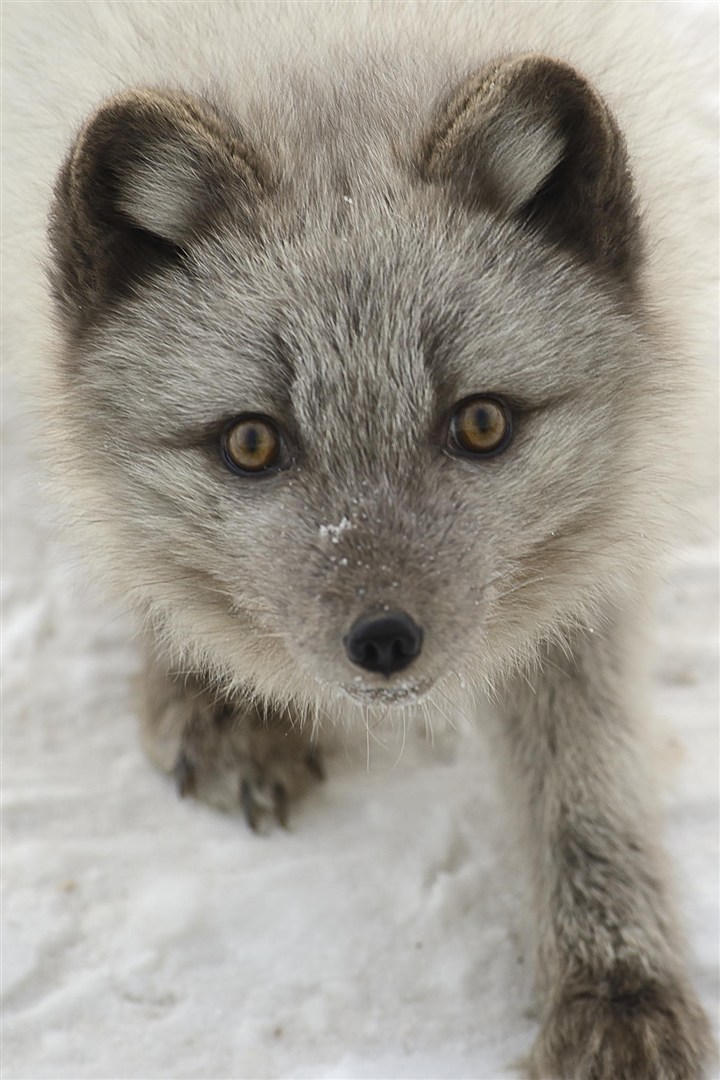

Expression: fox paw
xmin=529 ymin=967 xmax=714 ymax=1080
xmin=139 ymin=664 xmax=323 ymax=831
xmin=173 ymin=717 xmax=324 ymax=830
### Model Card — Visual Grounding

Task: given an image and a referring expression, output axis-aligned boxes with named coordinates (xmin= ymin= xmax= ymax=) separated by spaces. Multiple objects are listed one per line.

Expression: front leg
xmin=497 ymin=622 xmax=714 ymax=1080
xmin=138 ymin=651 xmax=323 ymax=830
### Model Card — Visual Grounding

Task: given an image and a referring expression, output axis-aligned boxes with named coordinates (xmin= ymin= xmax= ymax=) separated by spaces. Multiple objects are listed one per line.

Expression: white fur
xmin=2 ymin=1 xmax=717 ymax=372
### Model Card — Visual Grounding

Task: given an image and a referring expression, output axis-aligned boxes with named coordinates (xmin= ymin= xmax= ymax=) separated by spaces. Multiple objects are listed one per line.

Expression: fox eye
xmin=447 ymin=395 xmax=512 ymax=458
xmin=222 ymin=415 xmax=283 ymax=475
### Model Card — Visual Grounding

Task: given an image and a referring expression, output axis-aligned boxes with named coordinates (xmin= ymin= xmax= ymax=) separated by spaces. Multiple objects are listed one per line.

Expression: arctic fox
xmin=3 ymin=2 xmax=716 ymax=1077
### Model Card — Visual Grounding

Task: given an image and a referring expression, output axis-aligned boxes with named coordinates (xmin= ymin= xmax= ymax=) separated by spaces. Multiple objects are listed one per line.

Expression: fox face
xmin=48 ymin=56 xmax=663 ymax=714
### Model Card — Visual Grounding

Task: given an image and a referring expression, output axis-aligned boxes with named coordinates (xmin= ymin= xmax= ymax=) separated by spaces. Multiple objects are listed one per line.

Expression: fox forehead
xmin=81 ymin=201 xmax=640 ymax=472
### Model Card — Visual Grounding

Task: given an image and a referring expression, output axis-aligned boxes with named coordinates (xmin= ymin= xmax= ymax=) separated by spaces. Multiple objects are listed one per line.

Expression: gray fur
xmin=45 ymin=40 xmax=713 ymax=1080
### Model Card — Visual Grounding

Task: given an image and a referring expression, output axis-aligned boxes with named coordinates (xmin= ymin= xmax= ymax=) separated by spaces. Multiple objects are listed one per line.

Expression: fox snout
xmin=343 ymin=611 xmax=424 ymax=677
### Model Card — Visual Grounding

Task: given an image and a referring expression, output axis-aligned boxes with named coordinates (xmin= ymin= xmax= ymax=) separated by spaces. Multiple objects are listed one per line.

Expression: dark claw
xmin=240 ymin=778 xmax=259 ymax=832
xmin=305 ymin=747 xmax=325 ymax=781
xmin=173 ymin=752 xmax=196 ymax=798
xmin=273 ymin=783 xmax=289 ymax=829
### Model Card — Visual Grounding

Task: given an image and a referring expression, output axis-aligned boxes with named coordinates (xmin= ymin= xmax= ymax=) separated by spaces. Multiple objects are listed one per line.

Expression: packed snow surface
xmin=2 ymin=387 xmax=719 ymax=1080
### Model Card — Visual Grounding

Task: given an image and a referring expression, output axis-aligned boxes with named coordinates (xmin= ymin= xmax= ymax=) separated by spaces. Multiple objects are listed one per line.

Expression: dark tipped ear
xmin=419 ymin=55 xmax=641 ymax=281
xmin=49 ymin=89 xmax=273 ymax=326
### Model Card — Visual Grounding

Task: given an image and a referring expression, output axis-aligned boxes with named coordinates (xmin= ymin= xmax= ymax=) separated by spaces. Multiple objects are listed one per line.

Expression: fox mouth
xmin=338 ymin=680 xmax=431 ymax=706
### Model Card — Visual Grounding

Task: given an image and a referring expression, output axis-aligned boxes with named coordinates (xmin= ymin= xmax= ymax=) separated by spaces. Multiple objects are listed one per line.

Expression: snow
xmin=2 ymin=373 xmax=719 ymax=1080
xmin=318 ymin=519 xmax=353 ymax=543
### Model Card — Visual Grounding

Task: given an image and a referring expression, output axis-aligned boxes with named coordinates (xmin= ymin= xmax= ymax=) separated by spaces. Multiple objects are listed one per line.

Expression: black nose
xmin=344 ymin=611 xmax=423 ymax=677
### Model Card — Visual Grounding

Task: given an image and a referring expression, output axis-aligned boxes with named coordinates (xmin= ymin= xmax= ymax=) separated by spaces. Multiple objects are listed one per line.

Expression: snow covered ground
xmin=2 ymin=377 xmax=718 ymax=1080
xmin=2 ymin=3 xmax=718 ymax=1078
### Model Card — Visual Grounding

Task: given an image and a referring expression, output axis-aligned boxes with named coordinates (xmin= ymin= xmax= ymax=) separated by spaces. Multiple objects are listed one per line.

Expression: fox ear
xmin=50 ymin=89 xmax=272 ymax=323
xmin=419 ymin=55 xmax=641 ymax=281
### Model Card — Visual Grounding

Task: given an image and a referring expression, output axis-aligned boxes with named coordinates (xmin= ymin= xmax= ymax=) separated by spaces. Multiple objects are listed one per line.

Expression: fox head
xmin=48 ymin=54 xmax=667 ymax=717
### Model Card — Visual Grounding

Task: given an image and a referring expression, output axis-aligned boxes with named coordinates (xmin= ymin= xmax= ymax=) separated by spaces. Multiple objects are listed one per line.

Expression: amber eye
xmin=222 ymin=415 xmax=283 ymax=475
xmin=447 ymin=395 xmax=512 ymax=457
